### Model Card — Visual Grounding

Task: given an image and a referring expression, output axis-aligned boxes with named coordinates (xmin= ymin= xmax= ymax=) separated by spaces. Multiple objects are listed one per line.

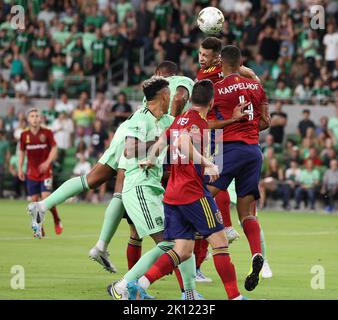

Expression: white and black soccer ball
xmin=197 ymin=7 xmax=225 ymax=35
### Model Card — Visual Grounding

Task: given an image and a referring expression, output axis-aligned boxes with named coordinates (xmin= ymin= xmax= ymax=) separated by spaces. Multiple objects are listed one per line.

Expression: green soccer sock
xmin=179 ymin=254 xmax=196 ymax=290
xmin=260 ymin=228 xmax=267 ymax=260
xmin=124 ymin=241 xmax=174 ymax=282
xmin=40 ymin=176 xmax=89 ymax=211
xmin=96 ymin=193 xmax=125 ymax=250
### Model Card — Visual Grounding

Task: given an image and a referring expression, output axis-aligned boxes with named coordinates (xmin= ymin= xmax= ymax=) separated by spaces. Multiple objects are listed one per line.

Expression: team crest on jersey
xmin=177 ymin=117 xmax=189 ymax=126
xmin=155 ymin=217 xmax=163 ymax=227
xmin=235 ymin=76 xmax=239 ymax=82
xmin=39 ymin=134 xmax=46 ymax=143
xmin=215 ymin=210 xmax=223 ymax=224
xmin=26 ymin=135 xmax=30 ymax=144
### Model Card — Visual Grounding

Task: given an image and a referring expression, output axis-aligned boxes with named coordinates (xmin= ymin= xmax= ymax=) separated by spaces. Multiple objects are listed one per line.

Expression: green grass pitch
xmin=0 ymin=200 xmax=337 ymax=300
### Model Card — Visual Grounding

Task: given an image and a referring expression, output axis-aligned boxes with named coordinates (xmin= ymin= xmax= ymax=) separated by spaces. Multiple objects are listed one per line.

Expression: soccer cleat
xmin=195 ymin=268 xmax=212 ymax=283
xmin=89 ymin=246 xmax=117 ymax=273
xmin=55 ymin=221 xmax=63 ymax=235
xmin=245 ymin=253 xmax=264 ymax=291
xmin=261 ymin=260 xmax=273 ymax=278
xmin=181 ymin=290 xmax=205 ymax=300
xmin=27 ymin=202 xmax=46 ymax=239
xmin=107 ymin=281 xmax=129 ymax=300
xmin=232 ymin=295 xmax=248 ymax=300
xmin=225 ymin=227 xmax=240 ymax=244
xmin=127 ymin=280 xmax=146 ymax=300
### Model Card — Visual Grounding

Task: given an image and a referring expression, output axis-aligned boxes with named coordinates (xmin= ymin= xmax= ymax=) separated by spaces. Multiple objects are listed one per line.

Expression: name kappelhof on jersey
xmin=217 ymin=82 xmax=259 ymax=95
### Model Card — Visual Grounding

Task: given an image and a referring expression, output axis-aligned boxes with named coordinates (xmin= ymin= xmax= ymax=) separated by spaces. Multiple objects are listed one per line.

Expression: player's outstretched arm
xmin=258 ymin=103 xmax=271 ymax=131
xmin=208 ymin=101 xmax=250 ymax=129
xmin=125 ymin=136 xmax=160 ymax=160
xmin=171 ymin=86 xmax=189 ymax=117
xmin=177 ymin=133 xmax=219 ymax=183
xmin=139 ymin=133 xmax=168 ymax=168
xmin=239 ymin=65 xmax=261 ymax=82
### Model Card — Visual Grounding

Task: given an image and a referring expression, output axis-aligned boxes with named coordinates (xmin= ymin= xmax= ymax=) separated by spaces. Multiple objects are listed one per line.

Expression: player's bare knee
xmin=129 ymin=225 xmax=140 ymax=240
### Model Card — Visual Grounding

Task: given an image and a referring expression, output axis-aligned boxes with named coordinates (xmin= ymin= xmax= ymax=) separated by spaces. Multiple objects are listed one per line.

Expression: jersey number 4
xmin=239 ymin=95 xmax=254 ymax=121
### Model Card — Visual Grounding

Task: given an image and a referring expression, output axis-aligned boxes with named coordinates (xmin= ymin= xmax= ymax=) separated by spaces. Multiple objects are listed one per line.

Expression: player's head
xmin=220 ymin=45 xmax=242 ymax=72
xmin=199 ymin=37 xmax=222 ymax=69
xmin=143 ymin=76 xmax=170 ymax=114
xmin=191 ymin=79 xmax=214 ymax=111
xmin=155 ymin=61 xmax=178 ymax=77
xmin=26 ymin=108 xmax=41 ymax=128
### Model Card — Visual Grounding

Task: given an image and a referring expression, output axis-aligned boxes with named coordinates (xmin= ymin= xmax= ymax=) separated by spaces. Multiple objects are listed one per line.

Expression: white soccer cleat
xmin=107 ymin=281 xmax=129 ymax=300
xmin=261 ymin=260 xmax=273 ymax=278
xmin=225 ymin=226 xmax=240 ymax=244
xmin=89 ymin=246 xmax=117 ymax=273
xmin=27 ymin=202 xmax=46 ymax=239
xmin=196 ymin=268 xmax=213 ymax=283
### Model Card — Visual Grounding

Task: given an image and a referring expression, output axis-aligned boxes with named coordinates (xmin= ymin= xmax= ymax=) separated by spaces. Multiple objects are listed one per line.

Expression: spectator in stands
xmin=304 ymin=146 xmax=323 ymax=167
xmin=65 ymin=62 xmax=89 ymax=98
xmin=76 ymin=138 xmax=90 ymax=159
xmin=311 ymin=79 xmax=332 ymax=105
xmin=73 ymin=99 xmax=95 ymax=140
xmin=0 ymin=74 xmax=9 ymax=98
xmin=323 ymin=23 xmax=338 ymax=70
xmin=258 ymin=25 xmax=280 ymax=63
xmin=284 ymin=160 xmax=302 ymax=209
xmin=248 ymin=54 xmax=269 ymax=79
xmin=269 ymin=101 xmax=287 ymax=144
xmin=0 ymin=129 xmax=10 ymax=198
xmin=298 ymin=109 xmax=316 ymax=139
xmin=316 ymin=116 xmax=330 ymax=147
xmin=10 ymin=45 xmax=25 ymax=79
xmin=91 ymin=28 xmax=109 ymax=76
xmin=136 ymin=0 xmax=155 ymax=54
xmin=90 ymin=120 xmax=109 ymax=159
xmin=261 ymin=134 xmax=282 ymax=156
xmin=321 ymin=159 xmax=338 ymax=212
xmin=295 ymin=159 xmax=320 ymax=210
xmin=56 ymin=93 xmax=74 ymax=115
xmin=2 ymin=105 xmax=17 ymax=137
xmin=285 ymin=145 xmax=302 ymax=169
xmin=294 ymin=76 xmax=313 ymax=105
xmin=51 ymin=111 xmax=74 ymax=166
xmin=13 ymin=74 xmax=29 ymax=97
xmin=274 ymin=80 xmax=292 ymax=104
xmin=259 ymin=158 xmax=285 ymax=209
xmin=322 ymin=146 xmax=337 ymax=169
xmin=328 ymin=106 xmax=338 ymax=146
xmin=50 ymin=54 xmax=67 ymax=92
xmin=129 ymin=64 xmax=148 ymax=87
xmin=111 ymin=92 xmax=132 ymax=128
xmin=42 ymin=98 xmax=58 ymax=126
xmin=161 ymin=30 xmax=185 ymax=65
xmin=27 ymin=47 xmax=51 ymax=98
xmin=8 ymin=153 xmax=26 ymax=199
xmin=92 ymin=92 xmax=112 ymax=127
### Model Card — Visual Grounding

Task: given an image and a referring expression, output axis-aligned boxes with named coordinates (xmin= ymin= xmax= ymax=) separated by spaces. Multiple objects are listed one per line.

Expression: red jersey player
xmin=19 ymin=108 xmax=62 ymax=238
xmin=132 ymin=79 xmax=246 ymax=300
xmin=206 ymin=45 xmax=270 ymax=291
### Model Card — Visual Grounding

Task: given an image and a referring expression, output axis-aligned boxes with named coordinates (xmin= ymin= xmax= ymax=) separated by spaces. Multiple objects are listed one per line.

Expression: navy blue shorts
xmin=26 ymin=177 xmax=53 ymax=196
xmin=209 ymin=142 xmax=262 ymax=199
xmin=163 ymin=196 xmax=224 ymax=240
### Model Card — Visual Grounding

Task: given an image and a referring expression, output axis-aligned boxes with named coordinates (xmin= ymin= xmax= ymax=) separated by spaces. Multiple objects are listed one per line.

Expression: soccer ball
xmin=197 ymin=7 xmax=225 ymax=34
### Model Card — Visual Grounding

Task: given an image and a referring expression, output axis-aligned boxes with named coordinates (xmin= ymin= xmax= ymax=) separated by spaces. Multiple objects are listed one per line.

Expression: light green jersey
xmin=142 ymin=75 xmax=194 ymax=115
xmin=123 ymin=107 xmax=174 ymax=192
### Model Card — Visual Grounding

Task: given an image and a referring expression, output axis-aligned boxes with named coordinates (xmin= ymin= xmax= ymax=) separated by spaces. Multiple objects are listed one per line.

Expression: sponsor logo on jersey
xmin=26 ymin=144 xmax=47 ymax=150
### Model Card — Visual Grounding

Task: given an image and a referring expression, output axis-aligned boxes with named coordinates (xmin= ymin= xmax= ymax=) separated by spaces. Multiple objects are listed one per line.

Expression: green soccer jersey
xmin=142 ymin=75 xmax=194 ymax=115
xmin=91 ymin=39 xmax=106 ymax=65
xmin=123 ymin=107 xmax=174 ymax=193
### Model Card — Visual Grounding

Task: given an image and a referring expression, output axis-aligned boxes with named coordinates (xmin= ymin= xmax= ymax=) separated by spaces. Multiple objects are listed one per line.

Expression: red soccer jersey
xmin=196 ymin=64 xmax=223 ymax=84
xmin=20 ymin=127 xmax=56 ymax=181
xmin=164 ymin=109 xmax=209 ymax=205
xmin=209 ymin=74 xmax=268 ymax=144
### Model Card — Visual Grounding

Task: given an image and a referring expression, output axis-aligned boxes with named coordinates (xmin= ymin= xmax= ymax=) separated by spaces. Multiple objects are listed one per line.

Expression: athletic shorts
xmin=26 ymin=177 xmax=53 ymax=196
xmin=209 ymin=142 xmax=263 ymax=200
xmin=122 ymin=186 xmax=165 ymax=239
xmin=98 ymin=139 xmax=124 ymax=171
xmin=163 ymin=196 xmax=224 ymax=240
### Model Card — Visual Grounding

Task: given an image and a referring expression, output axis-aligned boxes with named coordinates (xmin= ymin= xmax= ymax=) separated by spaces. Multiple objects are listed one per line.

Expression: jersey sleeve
xmin=125 ymin=113 xmax=148 ymax=142
xmin=258 ymin=84 xmax=268 ymax=105
xmin=47 ymin=130 xmax=56 ymax=147
xmin=20 ymin=132 xmax=26 ymax=151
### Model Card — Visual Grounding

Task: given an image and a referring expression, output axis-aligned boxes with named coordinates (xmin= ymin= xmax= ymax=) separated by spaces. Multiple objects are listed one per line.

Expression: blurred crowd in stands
xmin=0 ymin=0 xmax=337 ymax=102
xmin=0 ymin=0 xmax=337 ymax=210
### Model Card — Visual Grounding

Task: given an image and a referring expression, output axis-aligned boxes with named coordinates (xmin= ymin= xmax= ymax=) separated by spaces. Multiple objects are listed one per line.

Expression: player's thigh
xmin=122 ymin=186 xmax=165 ymax=239
xmin=87 ymin=163 xmax=114 ymax=189
xmin=163 ymin=203 xmax=195 ymax=241
xmin=183 ymin=196 xmax=224 ymax=239
xmin=235 ymin=144 xmax=262 ymax=200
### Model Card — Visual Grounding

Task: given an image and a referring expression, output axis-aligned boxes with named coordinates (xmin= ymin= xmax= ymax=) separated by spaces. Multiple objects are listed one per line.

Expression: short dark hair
xmin=191 ymin=79 xmax=214 ymax=106
xmin=221 ymin=45 xmax=242 ymax=67
xmin=143 ymin=76 xmax=169 ymax=101
xmin=303 ymin=109 xmax=310 ymax=114
xmin=201 ymin=37 xmax=222 ymax=54
xmin=155 ymin=61 xmax=178 ymax=76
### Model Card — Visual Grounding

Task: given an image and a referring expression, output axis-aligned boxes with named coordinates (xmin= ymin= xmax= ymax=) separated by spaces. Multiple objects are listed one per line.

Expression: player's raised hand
xmin=204 ymin=162 xmax=219 ymax=183
xmin=39 ymin=161 xmax=49 ymax=173
xmin=232 ymin=101 xmax=251 ymax=121
xmin=139 ymin=159 xmax=154 ymax=169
